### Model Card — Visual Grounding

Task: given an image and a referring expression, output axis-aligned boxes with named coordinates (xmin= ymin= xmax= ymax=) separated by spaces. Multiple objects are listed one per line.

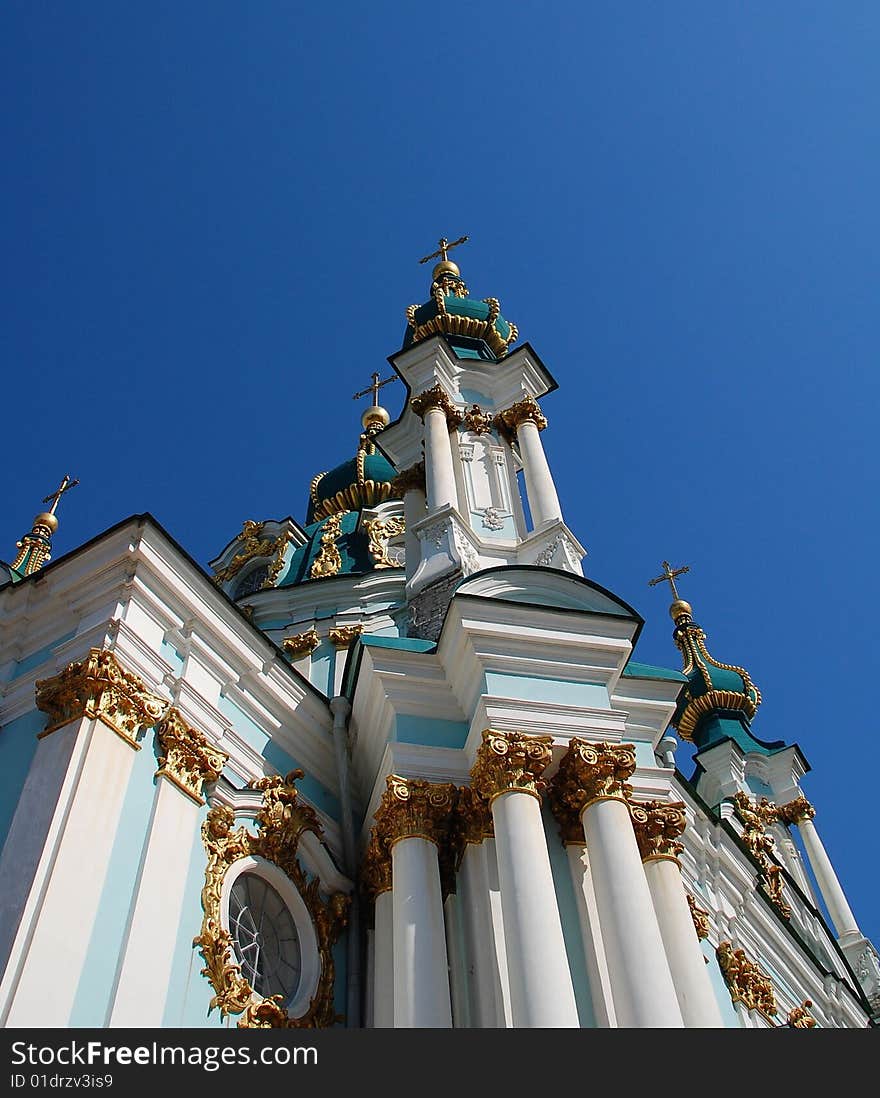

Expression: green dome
xmin=404 ymin=268 xmax=518 ymax=360
xmin=307 ymin=446 xmax=398 ymax=524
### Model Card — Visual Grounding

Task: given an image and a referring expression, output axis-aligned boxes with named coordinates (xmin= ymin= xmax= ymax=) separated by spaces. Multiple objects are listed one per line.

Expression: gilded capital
xmin=454 ymin=784 xmax=495 ymax=847
xmin=550 ymin=739 xmax=636 ymax=817
xmin=282 ymin=628 xmax=320 ymax=659
xmin=496 ymin=394 xmax=547 ymax=435
xmin=776 ymin=795 xmax=815 ymax=826
xmin=470 ymin=729 xmax=554 ymax=804
xmin=155 ymin=708 xmax=227 ymax=804
xmin=716 ymin=941 xmax=777 ymax=1020
xmin=35 ymin=647 xmax=168 ymax=747
xmin=390 ymin=461 xmax=426 ymax=496
xmin=687 ymin=894 xmax=711 ymax=940
xmin=410 ymin=384 xmax=462 ymax=427
xmin=372 ymin=774 xmax=457 ymax=848
xmin=630 ymin=799 xmax=687 ymax=863
xmin=360 ymin=828 xmax=393 ymax=900
xmin=329 ymin=624 xmax=363 ymax=648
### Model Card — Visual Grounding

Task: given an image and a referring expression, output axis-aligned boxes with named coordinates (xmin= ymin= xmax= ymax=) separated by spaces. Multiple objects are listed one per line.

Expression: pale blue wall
xmin=483 ymin=671 xmax=609 ymax=708
xmin=0 ymin=708 xmax=44 ymax=852
xmin=395 ymin=715 xmax=469 ymax=750
xmin=702 ymin=939 xmax=742 ymax=1027
xmin=542 ymin=804 xmax=596 ymax=1027
xmin=69 ymin=727 xmax=160 ymax=1026
xmin=5 ymin=630 xmax=76 ymax=681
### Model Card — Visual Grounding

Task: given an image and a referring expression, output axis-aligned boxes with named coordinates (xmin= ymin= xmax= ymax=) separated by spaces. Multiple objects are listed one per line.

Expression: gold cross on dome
xmin=418 ymin=235 xmax=469 ymax=265
xmin=648 ymin=560 xmax=690 ymax=600
xmin=42 ymin=473 xmax=79 ymax=515
xmin=353 ymin=372 xmax=398 ymax=405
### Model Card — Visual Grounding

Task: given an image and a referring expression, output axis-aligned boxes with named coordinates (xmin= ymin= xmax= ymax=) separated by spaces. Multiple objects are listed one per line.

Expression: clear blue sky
xmin=2 ymin=5 xmax=878 ymax=949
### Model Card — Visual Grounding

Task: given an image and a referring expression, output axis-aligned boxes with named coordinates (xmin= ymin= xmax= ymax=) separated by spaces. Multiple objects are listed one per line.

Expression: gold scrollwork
xmin=193 ymin=771 xmax=350 ymax=1029
xmin=470 ymin=729 xmax=555 ymax=805
xmin=328 ymin=625 xmax=363 ymax=648
xmin=282 ymin=628 xmax=320 ymax=659
xmin=786 ymin=1000 xmax=817 ymax=1028
xmin=35 ymin=647 xmax=168 ymax=746
xmin=390 ymin=461 xmax=426 ymax=496
xmin=364 ymin=515 xmax=406 ymax=568
xmin=410 ymin=384 xmax=462 ymax=427
xmin=629 ymin=799 xmax=687 ymax=863
xmin=716 ymin=941 xmax=777 ymax=1021
xmin=309 ymin=512 xmax=345 ymax=579
xmin=461 ymin=403 xmax=493 ymax=435
xmin=212 ymin=521 xmax=291 ymax=589
xmin=495 ymin=394 xmax=547 ymax=436
xmin=687 ymin=894 xmax=711 ymax=940
xmin=733 ymin=792 xmax=791 ymax=920
xmin=372 ymin=774 xmax=457 ymax=848
xmin=775 ymin=795 xmax=815 ymax=826
xmin=360 ymin=827 xmax=393 ymax=901
xmin=155 ymin=708 xmax=227 ymax=805
xmin=550 ymin=739 xmax=636 ymax=817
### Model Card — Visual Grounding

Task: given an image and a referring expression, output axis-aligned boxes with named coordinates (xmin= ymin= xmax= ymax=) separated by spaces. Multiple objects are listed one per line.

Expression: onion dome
xmin=306 ymin=408 xmax=399 ymax=524
xmin=404 ymin=236 xmax=518 ymax=361
xmin=669 ymin=600 xmax=762 ymax=744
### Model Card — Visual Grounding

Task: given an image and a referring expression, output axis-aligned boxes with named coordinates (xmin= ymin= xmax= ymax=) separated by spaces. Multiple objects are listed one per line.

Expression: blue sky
xmin=2 ymin=5 xmax=878 ymax=950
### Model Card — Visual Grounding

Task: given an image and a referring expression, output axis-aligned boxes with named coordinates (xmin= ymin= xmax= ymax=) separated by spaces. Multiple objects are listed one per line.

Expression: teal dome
xmin=278 ymin=511 xmax=380 ymax=586
xmin=404 ymin=266 xmax=518 ymax=360
xmin=307 ymin=446 xmax=398 ymax=524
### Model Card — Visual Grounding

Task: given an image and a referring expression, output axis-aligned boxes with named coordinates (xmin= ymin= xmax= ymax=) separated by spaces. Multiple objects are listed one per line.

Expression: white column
xmin=373 ymin=889 xmax=394 ymax=1028
xmin=444 ymin=892 xmax=470 ymax=1027
xmin=642 ymin=857 xmax=724 ymax=1027
xmin=566 ymin=844 xmax=616 ymax=1027
xmin=459 ymin=842 xmax=507 ymax=1027
xmin=796 ymin=816 xmax=860 ymax=940
xmin=391 ymin=836 xmax=451 ymax=1027
xmin=423 ymin=406 xmax=457 ymax=512
xmin=402 ymin=483 xmax=426 ymax=585
xmin=515 ymin=417 xmax=562 ymax=528
xmin=582 ymin=797 xmax=683 ymax=1027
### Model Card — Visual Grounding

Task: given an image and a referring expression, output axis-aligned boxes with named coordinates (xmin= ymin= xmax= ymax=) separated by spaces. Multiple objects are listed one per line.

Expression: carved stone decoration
xmin=212 ymin=520 xmax=290 ymax=589
xmin=550 ymin=739 xmax=637 ymax=820
xmin=630 ymin=800 xmax=687 ymax=863
xmin=390 ymin=461 xmax=426 ymax=496
xmin=328 ymin=624 xmax=363 ymax=649
xmin=480 ymin=507 xmax=505 ymax=531
xmin=687 ymin=894 xmax=711 ymax=940
xmin=470 ymin=729 xmax=554 ymax=805
xmin=495 ymin=394 xmax=548 ymax=436
xmin=534 ymin=536 xmax=563 ymax=567
xmin=193 ymin=770 xmax=350 ymax=1029
xmin=35 ymin=647 xmax=169 ymax=746
xmin=360 ymin=827 xmax=393 ymax=901
xmin=732 ymin=792 xmax=791 ymax=920
xmin=786 ymin=1000 xmax=817 ymax=1028
xmin=462 ymin=403 xmax=493 ymax=435
xmin=410 ymin=384 xmax=462 ymax=427
xmin=364 ymin=515 xmax=406 ymax=568
xmin=372 ymin=774 xmax=457 ymax=848
xmin=309 ymin=511 xmax=346 ymax=579
xmin=775 ymin=795 xmax=816 ymax=826
xmin=282 ymin=628 xmax=320 ymax=659
xmin=155 ymin=707 xmax=227 ymax=805
xmin=716 ymin=941 xmax=777 ymax=1021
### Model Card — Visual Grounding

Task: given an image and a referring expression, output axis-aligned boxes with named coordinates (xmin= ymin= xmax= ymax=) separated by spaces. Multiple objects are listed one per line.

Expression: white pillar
xmin=582 ymin=798 xmax=683 ymax=1027
xmin=423 ymin=406 xmax=457 ymax=512
xmin=402 ymin=484 xmax=426 ymax=585
xmin=444 ymin=892 xmax=470 ymax=1027
xmin=458 ymin=842 xmax=507 ymax=1027
xmin=373 ymin=889 xmax=394 ymax=1028
xmin=642 ymin=857 xmax=724 ymax=1027
xmin=391 ymin=836 xmax=452 ymax=1027
xmin=566 ymin=844 xmax=616 ymax=1027
xmin=796 ymin=817 xmax=860 ymax=940
xmin=515 ymin=418 xmax=562 ymax=528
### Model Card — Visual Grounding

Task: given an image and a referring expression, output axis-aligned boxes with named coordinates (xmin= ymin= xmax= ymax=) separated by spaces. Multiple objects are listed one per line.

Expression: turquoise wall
xmin=6 ymin=630 xmax=76 ymax=681
xmin=0 ymin=708 xmax=44 ymax=852
xmin=395 ymin=715 xmax=469 ymax=749
xmin=702 ymin=939 xmax=742 ymax=1027
xmin=483 ymin=671 xmax=609 ymax=708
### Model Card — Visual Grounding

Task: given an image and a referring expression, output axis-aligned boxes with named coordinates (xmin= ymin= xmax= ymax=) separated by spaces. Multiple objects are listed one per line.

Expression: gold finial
xmin=10 ymin=474 xmax=80 ymax=575
xmin=648 ymin=560 xmax=691 ymax=620
xmin=353 ymin=372 xmax=397 ymax=433
xmin=418 ymin=235 xmax=469 ymax=279
xmin=42 ymin=474 xmax=79 ymax=519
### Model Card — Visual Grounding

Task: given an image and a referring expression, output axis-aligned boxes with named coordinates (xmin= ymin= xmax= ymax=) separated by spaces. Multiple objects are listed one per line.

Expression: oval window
xmin=228 ymin=871 xmax=302 ymax=1003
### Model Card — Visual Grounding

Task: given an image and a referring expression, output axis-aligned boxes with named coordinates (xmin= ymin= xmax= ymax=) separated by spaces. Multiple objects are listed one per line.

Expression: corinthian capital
xmin=550 ymin=739 xmax=636 ymax=817
xmin=361 ymin=827 xmax=393 ymax=900
xmin=410 ymin=385 xmax=462 ymax=426
xmin=496 ymin=394 xmax=548 ymax=434
xmin=35 ymin=647 xmax=169 ymax=747
xmin=470 ymin=729 xmax=554 ymax=804
xmin=390 ymin=461 xmax=426 ymax=495
xmin=630 ymin=799 xmax=687 ymax=863
xmin=372 ymin=775 xmax=457 ymax=848
xmin=455 ymin=784 xmax=495 ymax=846
xmin=155 ymin=708 xmax=228 ymax=804
xmin=776 ymin=795 xmax=815 ymax=825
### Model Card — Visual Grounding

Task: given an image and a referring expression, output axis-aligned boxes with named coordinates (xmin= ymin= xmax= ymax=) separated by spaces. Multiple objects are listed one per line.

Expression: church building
xmin=1 ymin=239 xmax=877 ymax=1029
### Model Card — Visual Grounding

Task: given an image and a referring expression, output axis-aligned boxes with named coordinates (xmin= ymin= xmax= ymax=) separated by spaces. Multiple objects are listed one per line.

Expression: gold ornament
xmin=309 ymin=512 xmax=345 ymax=579
xmin=775 ymin=795 xmax=815 ymax=825
xmin=470 ymin=729 xmax=554 ymax=805
xmin=35 ymin=647 xmax=168 ymax=746
xmin=282 ymin=628 xmax=320 ymax=659
xmin=360 ymin=828 xmax=393 ymax=901
xmin=193 ymin=771 xmax=350 ymax=1029
xmin=461 ymin=403 xmax=494 ymax=435
xmin=364 ymin=516 xmax=406 ymax=568
xmin=687 ymin=894 xmax=711 ymax=940
xmin=733 ymin=793 xmax=791 ymax=920
xmin=155 ymin=708 xmax=227 ymax=804
xmin=550 ymin=739 xmax=636 ymax=817
xmin=390 ymin=461 xmax=426 ymax=496
xmin=786 ymin=1000 xmax=817 ymax=1028
xmin=372 ymin=774 xmax=457 ymax=848
xmin=454 ymin=785 xmax=495 ymax=849
xmin=212 ymin=521 xmax=290 ymax=589
xmin=410 ymin=384 xmax=462 ymax=426
xmin=716 ymin=941 xmax=777 ymax=1020
xmin=495 ymin=394 xmax=547 ymax=436
xmin=630 ymin=799 xmax=687 ymax=863
xmin=328 ymin=624 xmax=363 ymax=648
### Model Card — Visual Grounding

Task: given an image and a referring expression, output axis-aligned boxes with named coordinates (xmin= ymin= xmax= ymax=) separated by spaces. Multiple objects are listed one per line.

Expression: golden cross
xmin=42 ymin=473 xmax=79 ymax=515
xmin=353 ymin=372 xmax=397 ymax=404
xmin=648 ymin=560 xmax=690 ymax=600
xmin=418 ymin=235 xmax=469 ymax=265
